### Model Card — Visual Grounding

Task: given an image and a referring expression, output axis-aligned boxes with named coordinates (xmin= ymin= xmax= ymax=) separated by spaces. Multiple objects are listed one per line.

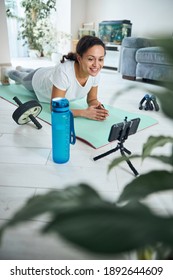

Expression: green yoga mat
xmin=0 ymin=84 xmax=158 ymax=148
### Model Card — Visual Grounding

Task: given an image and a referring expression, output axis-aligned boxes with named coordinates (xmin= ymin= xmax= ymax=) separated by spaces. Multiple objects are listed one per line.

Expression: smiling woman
xmin=7 ymin=35 xmax=109 ymax=121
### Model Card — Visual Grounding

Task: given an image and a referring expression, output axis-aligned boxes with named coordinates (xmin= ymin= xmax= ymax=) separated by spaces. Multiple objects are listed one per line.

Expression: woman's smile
xmin=77 ymin=45 xmax=105 ymax=77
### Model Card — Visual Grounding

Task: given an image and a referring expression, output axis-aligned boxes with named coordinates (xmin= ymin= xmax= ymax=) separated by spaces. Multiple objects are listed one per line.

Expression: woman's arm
xmin=51 ymin=85 xmax=109 ymax=120
xmin=51 ymin=85 xmax=66 ymax=99
xmin=51 ymin=85 xmax=83 ymax=117
xmin=87 ymin=86 xmax=101 ymax=107
xmin=85 ymin=86 xmax=109 ymax=120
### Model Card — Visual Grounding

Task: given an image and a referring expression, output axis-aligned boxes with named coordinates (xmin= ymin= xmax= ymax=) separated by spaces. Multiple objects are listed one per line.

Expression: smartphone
xmin=108 ymin=118 xmax=140 ymax=142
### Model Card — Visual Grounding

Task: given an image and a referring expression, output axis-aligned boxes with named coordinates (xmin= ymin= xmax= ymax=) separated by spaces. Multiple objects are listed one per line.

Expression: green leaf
xmin=41 ymin=201 xmax=173 ymax=254
xmin=155 ymin=89 xmax=173 ymax=120
xmin=118 ymin=170 xmax=173 ymax=202
xmin=1 ymin=184 xmax=173 ymax=255
xmin=142 ymin=136 xmax=173 ymax=159
xmin=0 ymin=184 xmax=102 ymax=230
xmin=149 ymin=154 xmax=173 ymax=166
xmin=108 ymin=154 xmax=140 ymax=173
xmin=156 ymin=38 xmax=173 ymax=64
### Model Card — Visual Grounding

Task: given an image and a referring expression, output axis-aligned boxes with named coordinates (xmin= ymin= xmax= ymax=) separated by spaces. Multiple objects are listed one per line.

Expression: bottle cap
xmin=52 ymin=97 xmax=69 ymax=112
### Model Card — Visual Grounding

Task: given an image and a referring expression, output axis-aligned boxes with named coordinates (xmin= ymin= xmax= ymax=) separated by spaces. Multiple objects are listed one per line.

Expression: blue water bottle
xmin=51 ymin=97 xmax=76 ymax=163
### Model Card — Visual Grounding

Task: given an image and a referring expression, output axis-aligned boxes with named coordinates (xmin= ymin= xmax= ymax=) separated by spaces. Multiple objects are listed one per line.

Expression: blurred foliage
xmin=0 ymin=38 xmax=173 ymax=259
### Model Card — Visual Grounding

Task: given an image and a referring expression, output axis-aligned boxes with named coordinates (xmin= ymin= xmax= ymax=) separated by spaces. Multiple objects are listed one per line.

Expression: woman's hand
xmin=83 ymin=104 xmax=109 ymax=121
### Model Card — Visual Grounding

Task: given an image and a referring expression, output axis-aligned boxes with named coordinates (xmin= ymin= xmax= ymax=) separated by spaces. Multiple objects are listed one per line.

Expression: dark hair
xmin=61 ymin=35 xmax=106 ymax=63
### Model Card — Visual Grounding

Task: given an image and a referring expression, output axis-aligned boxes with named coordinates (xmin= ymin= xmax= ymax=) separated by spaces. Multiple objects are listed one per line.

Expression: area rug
xmin=0 ymin=84 xmax=158 ymax=148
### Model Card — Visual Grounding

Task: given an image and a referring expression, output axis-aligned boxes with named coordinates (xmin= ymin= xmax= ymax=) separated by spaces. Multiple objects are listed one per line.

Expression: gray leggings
xmin=21 ymin=69 xmax=39 ymax=91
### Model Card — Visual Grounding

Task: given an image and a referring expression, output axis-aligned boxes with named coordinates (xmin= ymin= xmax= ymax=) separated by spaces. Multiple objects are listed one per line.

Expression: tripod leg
xmin=93 ymin=146 xmax=119 ymax=161
xmin=126 ymin=158 xmax=139 ymax=176
xmin=121 ymin=150 xmax=139 ymax=176
xmin=123 ymin=147 xmax=131 ymax=155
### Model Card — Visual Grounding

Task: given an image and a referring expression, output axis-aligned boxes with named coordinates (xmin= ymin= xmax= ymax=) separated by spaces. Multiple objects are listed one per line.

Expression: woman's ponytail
xmin=61 ymin=52 xmax=77 ymax=63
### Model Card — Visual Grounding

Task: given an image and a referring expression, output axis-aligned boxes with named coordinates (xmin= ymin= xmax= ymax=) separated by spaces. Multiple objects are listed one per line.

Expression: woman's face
xmin=77 ymin=45 xmax=105 ymax=77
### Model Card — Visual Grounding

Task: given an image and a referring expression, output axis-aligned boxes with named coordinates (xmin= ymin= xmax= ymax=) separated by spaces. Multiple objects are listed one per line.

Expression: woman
xmin=8 ymin=35 xmax=109 ymax=121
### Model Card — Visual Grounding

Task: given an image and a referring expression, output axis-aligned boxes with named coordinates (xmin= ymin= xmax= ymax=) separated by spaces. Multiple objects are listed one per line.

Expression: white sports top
xmin=32 ymin=60 xmax=100 ymax=103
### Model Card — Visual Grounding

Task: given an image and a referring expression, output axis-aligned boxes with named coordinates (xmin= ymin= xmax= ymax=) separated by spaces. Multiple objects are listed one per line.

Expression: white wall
xmin=0 ymin=0 xmax=11 ymax=65
xmin=56 ymin=0 xmax=71 ymax=53
xmin=56 ymin=0 xmax=71 ymax=33
xmin=56 ymin=0 xmax=86 ymax=40
xmin=84 ymin=0 xmax=173 ymax=38
xmin=71 ymin=0 xmax=86 ymax=39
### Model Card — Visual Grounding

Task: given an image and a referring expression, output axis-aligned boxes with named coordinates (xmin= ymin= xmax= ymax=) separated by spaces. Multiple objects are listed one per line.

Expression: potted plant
xmin=33 ymin=19 xmax=71 ymax=58
xmin=6 ymin=0 xmax=56 ymax=56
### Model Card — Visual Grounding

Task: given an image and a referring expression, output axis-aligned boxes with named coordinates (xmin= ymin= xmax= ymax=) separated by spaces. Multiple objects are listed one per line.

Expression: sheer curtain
xmin=7 ymin=18 xmax=28 ymax=58
xmin=6 ymin=0 xmax=28 ymax=58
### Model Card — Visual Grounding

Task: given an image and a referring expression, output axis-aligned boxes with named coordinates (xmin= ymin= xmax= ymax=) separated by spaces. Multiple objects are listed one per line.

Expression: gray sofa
xmin=120 ymin=37 xmax=173 ymax=82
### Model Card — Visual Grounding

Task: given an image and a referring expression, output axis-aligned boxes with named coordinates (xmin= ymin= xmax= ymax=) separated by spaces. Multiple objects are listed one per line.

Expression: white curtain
xmin=7 ymin=17 xmax=28 ymax=57
xmin=6 ymin=0 xmax=28 ymax=58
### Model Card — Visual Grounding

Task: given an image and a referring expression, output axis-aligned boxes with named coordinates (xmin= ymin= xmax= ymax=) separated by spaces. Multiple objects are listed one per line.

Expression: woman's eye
xmin=87 ymin=57 xmax=104 ymax=62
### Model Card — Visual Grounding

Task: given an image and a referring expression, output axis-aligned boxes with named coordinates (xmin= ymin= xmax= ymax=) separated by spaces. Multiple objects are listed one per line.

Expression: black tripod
xmin=93 ymin=118 xmax=139 ymax=176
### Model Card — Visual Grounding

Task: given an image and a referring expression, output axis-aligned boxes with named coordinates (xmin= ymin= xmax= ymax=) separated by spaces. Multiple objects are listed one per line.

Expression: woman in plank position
xmin=8 ymin=35 xmax=109 ymax=121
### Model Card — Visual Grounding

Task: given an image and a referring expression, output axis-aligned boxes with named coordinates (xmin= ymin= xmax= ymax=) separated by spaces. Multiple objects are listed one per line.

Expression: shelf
xmin=104 ymin=44 xmax=121 ymax=71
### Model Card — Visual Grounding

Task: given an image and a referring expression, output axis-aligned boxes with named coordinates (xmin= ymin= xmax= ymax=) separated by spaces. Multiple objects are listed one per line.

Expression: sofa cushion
xmin=136 ymin=47 xmax=172 ymax=66
xmin=136 ymin=62 xmax=173 ymax=81
xmin=122 ymin=37 xmax=155 ymax=48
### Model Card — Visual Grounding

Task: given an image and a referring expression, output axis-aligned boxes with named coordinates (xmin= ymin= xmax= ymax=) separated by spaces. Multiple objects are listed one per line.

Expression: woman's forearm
xmin=71 ymin=109 xmax=86 ymax=118
xmin=87 ymin=98 xmax=100 ymax=107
